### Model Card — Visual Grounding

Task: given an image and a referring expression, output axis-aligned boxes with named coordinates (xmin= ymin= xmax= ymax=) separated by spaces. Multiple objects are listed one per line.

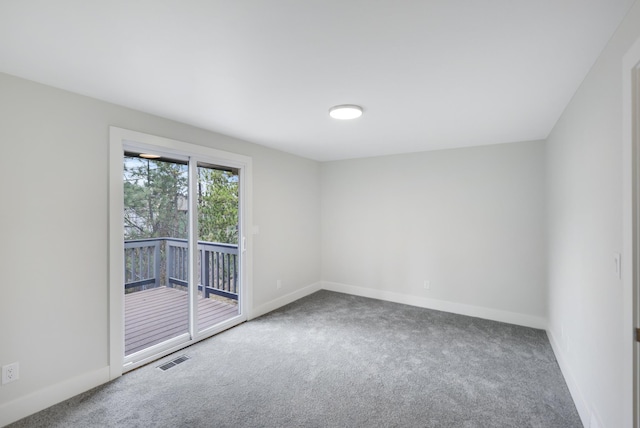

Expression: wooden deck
xmin=125 ymin=286 xmax=238 ymax=355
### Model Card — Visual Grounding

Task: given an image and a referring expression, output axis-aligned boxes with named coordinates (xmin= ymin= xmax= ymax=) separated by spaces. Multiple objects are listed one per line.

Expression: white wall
xmin=0 ymin=72 xmax=321 ymax=425
xmin=546 ymin=2 xmax=640 ymax=427
xmin=321 ymin=141 xmax=547 ymax=327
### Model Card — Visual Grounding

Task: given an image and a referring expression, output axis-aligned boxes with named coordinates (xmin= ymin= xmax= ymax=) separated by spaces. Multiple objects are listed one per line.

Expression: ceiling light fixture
xmin=139 ymin=153 xmax=162 ymax=159
xmin=329 ymin=104 xmax=363 ymax=120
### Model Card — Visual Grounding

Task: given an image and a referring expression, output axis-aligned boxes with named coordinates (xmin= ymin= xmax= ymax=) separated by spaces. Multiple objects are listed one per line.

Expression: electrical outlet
xmin=276 ymin=279 xmax=282 ymax=289
xmin=423 ymin=280 xmax=430 ymax=290
xmin=2 ymin=362 xmax=19 ymax=384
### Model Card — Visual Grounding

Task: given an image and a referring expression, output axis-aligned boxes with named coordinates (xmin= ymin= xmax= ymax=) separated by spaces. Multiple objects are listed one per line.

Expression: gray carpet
xmin=9 ymin=290 xmax=582 ymax=427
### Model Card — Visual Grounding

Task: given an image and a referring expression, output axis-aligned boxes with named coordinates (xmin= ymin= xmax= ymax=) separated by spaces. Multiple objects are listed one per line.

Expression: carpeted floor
xmin=9 ymin=290 xmax=582 ymax=427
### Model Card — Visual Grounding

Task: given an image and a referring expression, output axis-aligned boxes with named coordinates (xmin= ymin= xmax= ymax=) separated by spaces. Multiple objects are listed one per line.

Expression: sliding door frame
xmin=623 ymin=36 xmax=640 ymax=428
xmin=108 ymin=127 xmax=253 ymax=378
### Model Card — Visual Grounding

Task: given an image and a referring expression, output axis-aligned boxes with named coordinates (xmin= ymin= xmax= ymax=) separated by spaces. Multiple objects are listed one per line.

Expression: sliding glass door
xmin=116 ymin=135 xmax=247 ymax=370
xmin=195 ymin=163 xmax=240 ymax=333
xmin=123 ymin=154 xmax=191 ymax=356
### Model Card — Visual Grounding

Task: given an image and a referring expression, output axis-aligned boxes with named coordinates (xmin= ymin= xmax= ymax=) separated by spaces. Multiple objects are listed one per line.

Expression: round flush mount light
xmin=329 ymin=104 xmax=363 ymax=120
xmin=139 ymin=153 xmax=162 ymax=159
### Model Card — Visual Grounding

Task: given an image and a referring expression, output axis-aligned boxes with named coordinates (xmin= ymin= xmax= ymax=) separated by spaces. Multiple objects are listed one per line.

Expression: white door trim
xmin=623 ymin=36 xmax=640 ymax=428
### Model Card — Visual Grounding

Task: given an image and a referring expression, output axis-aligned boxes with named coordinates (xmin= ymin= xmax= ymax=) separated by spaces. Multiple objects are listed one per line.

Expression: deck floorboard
xmin=125 ymin=287 xmax=238 ymax=355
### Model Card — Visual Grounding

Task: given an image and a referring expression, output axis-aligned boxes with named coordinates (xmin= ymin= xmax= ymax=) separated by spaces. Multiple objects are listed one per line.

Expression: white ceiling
xmin=0 ymin=1 xmax=635 ymax=161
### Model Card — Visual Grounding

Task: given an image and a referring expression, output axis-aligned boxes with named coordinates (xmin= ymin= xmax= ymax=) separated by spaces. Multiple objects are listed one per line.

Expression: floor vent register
xmin=157 ymin=355 xmax=190 ymax=371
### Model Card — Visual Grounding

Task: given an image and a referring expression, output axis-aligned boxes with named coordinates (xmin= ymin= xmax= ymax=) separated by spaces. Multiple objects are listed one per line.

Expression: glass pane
xmin=123 ymin=154 xmax=189 ymax=356
xmin=196 ymin=164 xmax=240 ymax=332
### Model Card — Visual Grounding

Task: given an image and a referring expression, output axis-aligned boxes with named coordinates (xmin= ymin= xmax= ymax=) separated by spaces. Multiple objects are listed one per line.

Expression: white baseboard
xmin=249 ymin=281 xmax=323 ymax=320
xmin=546 ymin=328 xmax=599 ymax=428
xmin=0 ymin=366 xmax=110 ymax=427
xmin=321 ymin=281 xmax=547 ymax=330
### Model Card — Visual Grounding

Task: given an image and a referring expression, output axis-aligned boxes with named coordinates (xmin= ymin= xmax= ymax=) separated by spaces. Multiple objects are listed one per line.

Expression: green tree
xmin=123 ymin=156 xmax=189 ymax=240
xmin=198 ymin=167 xmax=238 ymax=244
xmin=123 ymin=156 xmax=239 ymax=244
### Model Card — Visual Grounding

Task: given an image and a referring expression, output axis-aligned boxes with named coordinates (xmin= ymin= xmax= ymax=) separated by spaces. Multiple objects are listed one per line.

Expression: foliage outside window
xmin=124 ymin=155 xmax=238 ymax=244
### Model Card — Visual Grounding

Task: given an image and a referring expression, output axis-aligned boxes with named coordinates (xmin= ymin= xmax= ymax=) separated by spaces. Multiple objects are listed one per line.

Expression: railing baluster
xmin=221 ymin=252 xmax=226 ymax=291
xmin=184 ymin=247 xmax=188 ymax=283
xmin=174 ymin=245 xmax=178 ymax=284
xmin=175 ymin=245 xmax=179 ymax=283
xmin=145 ymin=247 xmax=150 ymax=283
xmin=203 ymin=248 xmax=210 ymax=298
xmin=213 ymin=251 xmax=218 ymax=288
xmin=167 ymin=241 xmax=173 ymax=287
xmin=130 ymin=249 xmax=135 ymax=283
xmin=199 ymin=247 xmax=204 ymax=298
xmin=225 ymin=254 xmax=231 ymax=291
xmin=208 ymin=251 xmax=212 ymax=291
xmin=233 ymin=254 xmax=237 ymax=294
xmin=178 ymin=247 xmax=184 ymax=279
xmin=134 ymin=250 xmax=137 ymax=282
xmin=146 ymin=246 xmax=150 ymax=284
xmin=138 ymin=249 xmax=143 ymax=288
xmin=154 ymin=242 xmax=160 ymax=288
xmin=216 ymin=252 xmax=222 ymax=289
xmin=178 ymin=246 xmax=183 ymax=282
xmin=221 ymin=253 xmax=225 ymax=291
xmin=181 ymin=248 xmax=189 ymax=281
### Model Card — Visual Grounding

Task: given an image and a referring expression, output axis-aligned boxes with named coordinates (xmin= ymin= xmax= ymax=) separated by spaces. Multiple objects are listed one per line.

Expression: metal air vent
xmin=157 ymin=355 xmax=190 ymax=371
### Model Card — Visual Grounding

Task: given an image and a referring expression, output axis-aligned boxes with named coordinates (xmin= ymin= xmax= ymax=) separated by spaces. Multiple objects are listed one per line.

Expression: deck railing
xmin=124 ymin=238 xmax=239 ymax=300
